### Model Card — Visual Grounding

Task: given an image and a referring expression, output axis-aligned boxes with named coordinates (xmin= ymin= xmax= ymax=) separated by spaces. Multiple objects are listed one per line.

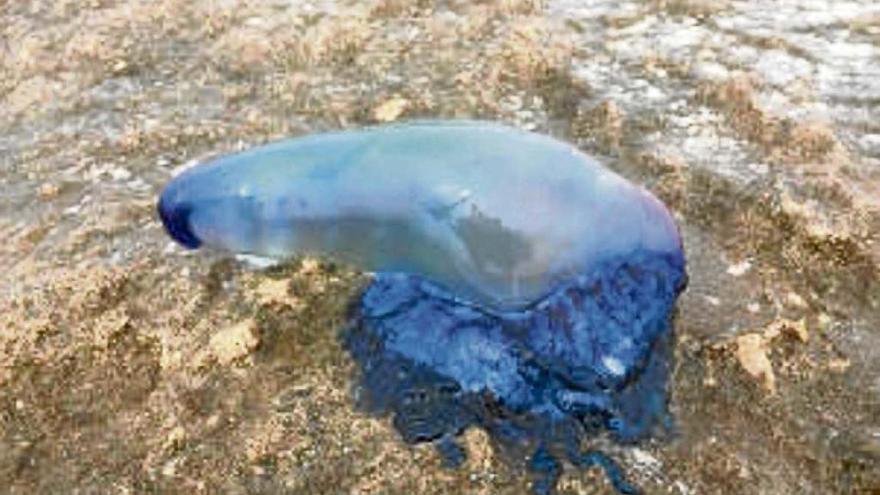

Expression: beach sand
xmin=1 ymin=1 xmax=878 ymax=493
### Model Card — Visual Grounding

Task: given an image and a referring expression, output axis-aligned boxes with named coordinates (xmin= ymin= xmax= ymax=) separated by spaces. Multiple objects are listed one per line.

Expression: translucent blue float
xmin=158 ymin=121 xmax=687 ymax=494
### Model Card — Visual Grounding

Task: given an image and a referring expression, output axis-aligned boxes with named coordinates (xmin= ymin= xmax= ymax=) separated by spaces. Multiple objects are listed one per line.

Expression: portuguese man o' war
xmin=158 ymin=121 xmax=687 ymax=494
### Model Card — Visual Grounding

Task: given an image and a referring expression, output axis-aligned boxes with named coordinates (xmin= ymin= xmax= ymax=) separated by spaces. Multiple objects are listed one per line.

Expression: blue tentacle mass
xmin=158 ymin=121 xmax=687 ymax=494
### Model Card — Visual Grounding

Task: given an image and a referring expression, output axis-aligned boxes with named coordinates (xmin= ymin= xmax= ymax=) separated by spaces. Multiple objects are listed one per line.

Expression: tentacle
xmin=569 ymin=450 xmax=640 ymax=495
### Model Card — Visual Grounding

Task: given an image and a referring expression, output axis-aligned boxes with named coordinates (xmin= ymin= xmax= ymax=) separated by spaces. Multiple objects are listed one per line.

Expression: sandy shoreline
xmin=1 ymin=1 xmax=878 ymax=493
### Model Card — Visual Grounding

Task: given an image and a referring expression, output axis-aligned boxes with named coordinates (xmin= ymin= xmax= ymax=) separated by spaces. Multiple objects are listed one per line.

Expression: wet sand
xmin=1 ymin=1 xmax=878 ymax=493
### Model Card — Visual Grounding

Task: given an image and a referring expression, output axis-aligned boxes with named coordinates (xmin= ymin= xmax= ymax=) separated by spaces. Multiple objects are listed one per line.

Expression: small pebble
xmin=38 ymin=183 xmax=60 ymax=199
xmin=726 ymin=260 xmax=752 ymax=277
